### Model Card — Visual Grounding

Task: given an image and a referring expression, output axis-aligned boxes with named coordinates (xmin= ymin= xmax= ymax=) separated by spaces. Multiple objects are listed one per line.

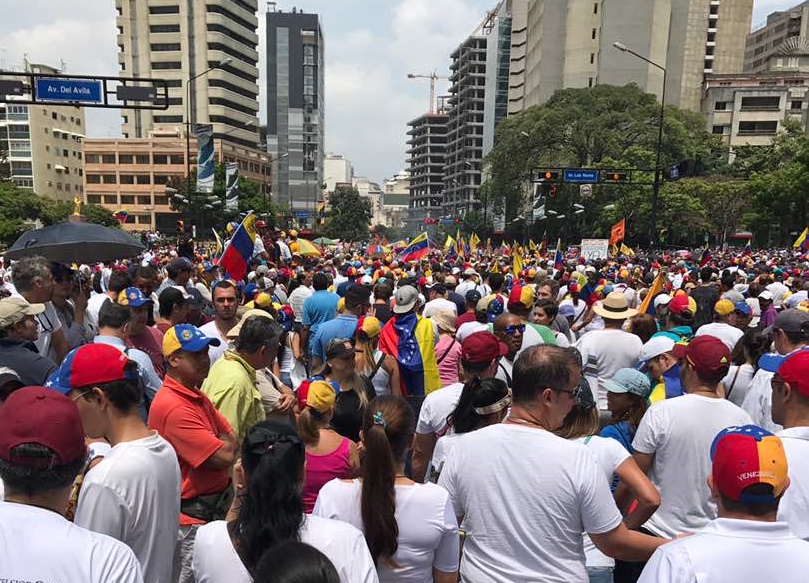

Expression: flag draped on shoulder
xmin=397 ymin=232 xmax=430 ymax=262
xmin=378 ymin=313 xmax=440 ymax=396
xmin=220 ymin=213 xmax=257 ymax=280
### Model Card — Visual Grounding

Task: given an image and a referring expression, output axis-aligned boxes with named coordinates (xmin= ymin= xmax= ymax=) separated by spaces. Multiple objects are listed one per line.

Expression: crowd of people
xmin=0 ymin=228 xmax=808 ymax=583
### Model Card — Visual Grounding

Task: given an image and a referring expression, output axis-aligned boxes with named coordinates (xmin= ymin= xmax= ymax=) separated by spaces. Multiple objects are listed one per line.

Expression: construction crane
xmin=406 ymin=71 xmax=448 ymax=114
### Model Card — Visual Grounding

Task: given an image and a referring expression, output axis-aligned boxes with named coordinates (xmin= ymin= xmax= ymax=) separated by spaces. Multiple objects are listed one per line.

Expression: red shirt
xmin=147 ymin=375 xmax=232 ymax=525
xmin=455 ymin=310 xmax=477 ymax=327
xmin=128 ymin=326 xmax=165 ymax=377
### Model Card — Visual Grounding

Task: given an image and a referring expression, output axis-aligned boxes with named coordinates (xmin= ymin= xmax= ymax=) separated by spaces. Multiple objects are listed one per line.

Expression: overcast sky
xmin=0 ymin=0 xmax=798 ymax=184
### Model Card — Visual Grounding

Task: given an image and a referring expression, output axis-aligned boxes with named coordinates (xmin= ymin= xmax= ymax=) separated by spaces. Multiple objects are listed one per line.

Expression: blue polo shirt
xmin=311 ymin=314 xmax=359 ymax=362
xmin=302 ymin=290 xmax=339 ymax=349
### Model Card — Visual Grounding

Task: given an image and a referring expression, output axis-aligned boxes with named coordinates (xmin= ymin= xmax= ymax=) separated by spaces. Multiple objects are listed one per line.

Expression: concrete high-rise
xmin=745 ymin=1 xmax=809 ymax=73
xmin=523 ymin=0 xmax=754 ymax=112
xmin=265 ymin=6 xmax=325 ymax=224
xmin=406 ymin=97 xmax=449 ymax=233
xmin=0 ymin=63 xmax=86 ymax=202
xmin=115 ymin=0 xmax=260 ymax=148
xmin=444 ymin=35 xmax=487 ymax=218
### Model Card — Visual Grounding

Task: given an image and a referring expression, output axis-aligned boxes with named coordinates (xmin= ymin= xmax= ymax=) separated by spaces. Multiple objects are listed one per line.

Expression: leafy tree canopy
xmin=326 ymin=185 xmax=372 ymax=242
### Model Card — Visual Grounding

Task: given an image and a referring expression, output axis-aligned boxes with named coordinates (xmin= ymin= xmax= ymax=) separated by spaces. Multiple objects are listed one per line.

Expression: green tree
xmin=325 ymin=185 xmax=372 ymax=242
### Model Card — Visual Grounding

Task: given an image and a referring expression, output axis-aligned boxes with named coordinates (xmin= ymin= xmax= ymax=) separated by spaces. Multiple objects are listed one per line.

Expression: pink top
xmin=302 ymin=437 xmax=352 ymax=513
xmin=436 ymin=335 xmax=462 ymax=387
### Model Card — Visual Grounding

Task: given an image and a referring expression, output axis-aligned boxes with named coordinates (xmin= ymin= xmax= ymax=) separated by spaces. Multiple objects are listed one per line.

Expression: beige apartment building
xmin=0 ymin=63 xmax=85 ymax=202
xmin=523 ymin=0 xmax=753 ymax=112
xmin=83 ymin=133 xmax=270 ymax=232
xmin=115 ymin=0 xmax=260 ymax=149
xmin=745 ymin=1 xmax=809 ymax=72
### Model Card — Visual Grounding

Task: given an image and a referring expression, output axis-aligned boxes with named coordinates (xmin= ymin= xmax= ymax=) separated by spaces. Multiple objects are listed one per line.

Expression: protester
xmin=298 ymin=380 xmax=361 ymax=513
xmin=694 ymin=299 xmax=744 ymax=352
xmin=154 ymin=286 xmax=189 ymax=334
xmin=411 ymin=330 xmax=506 ymax=482
xmin=638 ymin=425 xmax=809 ymax=583
xmin=50 ymin=263 xmax=90 ymax=350
xmin=0 ymin=387 xmax=143 ymax=583
xmin=0 ymin=296 xmax=56 ymax=385
xmin=690 ymin=267 xmax=719 ymax=330
xmin=86 ymin=269 xmax=131 ymax=337
xmin=51 ymin=343 xmax=181 ymax=583
xmin=439 ymin=345 xmax=666 ymax=582
xmin=253 ymin=542 xmax=341 ymax=583
xmin=758 ymin=290 xmax=778 ymax=329
xmin=314 ymin=395 xmax=460 ymax=583
xmin=766 ymin=348 xmax=809 ymax=540
xmin=423 ymin=281 xmax=457 ymax=317
xmin=430 ymin=377 xmax=511 ymax=478
xmin=532 ymin=298 xmax=570 ymax=346
xmin=0 ymin=367 xmax=24 ymax=408
xmin=455 ymin=289 xmax=481 ymax=328
xmin=302 ymin=272 xmax=339 ymax=356
xmin=199 ymin=279 xmax=240 ymax=364
xmin=637 ymin=335 xmax=682 ymax=404
xmin=288 ymin=270 xmax=314 ymax=324
xmin=355 ymin=315 xmax=401 ymax=396
xmin=147 ymin=324 xmax=234 ymax=583
xmin=371 ymin=281 xmax=394 ymax=324
xmin=190 ymin=420 xmax=378 ymax=583
xmin=652 ymin=292 xmax=695 ymax=342
xmin=311 ymin=284 xmax=371 ymax=369
xmin=156 ymin=257 xmax=192 ymax=296
xmin=202 ymin=315 xmax=282 ymax=444
xmin=600 ymin=368 xmax=652 ymax=454
xmin=722 ymin=328 xmax=770 ymax=406
xmin=493 ymin=312 xmax=524 ymax=386
xmin=119 ymin=286 xmax=165 ymax=377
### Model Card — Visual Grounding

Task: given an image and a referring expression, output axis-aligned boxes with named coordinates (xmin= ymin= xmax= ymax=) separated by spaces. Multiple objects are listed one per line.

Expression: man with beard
xmin=199 ymin=280 xmax=239 ymax=364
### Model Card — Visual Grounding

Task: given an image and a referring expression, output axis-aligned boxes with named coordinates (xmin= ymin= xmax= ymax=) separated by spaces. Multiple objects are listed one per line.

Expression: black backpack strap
xmin=436 ymin=339 xmax=458 ymax=364
xmin=369 ymin=353 xmax=386 ymax=380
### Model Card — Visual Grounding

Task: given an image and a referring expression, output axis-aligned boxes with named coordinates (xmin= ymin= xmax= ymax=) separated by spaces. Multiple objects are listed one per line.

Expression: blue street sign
xmin=563 ymin=169 xmax=599 ymax=183
xmin=294 ymin=210 xmax=310 ymax=219
xmin=35 ymin=78 xmax=103 ymax=104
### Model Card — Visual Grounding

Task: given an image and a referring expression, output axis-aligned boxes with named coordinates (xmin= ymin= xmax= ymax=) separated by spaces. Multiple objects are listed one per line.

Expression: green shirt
xmin=201 ymin=350 xmax=266 ymax=444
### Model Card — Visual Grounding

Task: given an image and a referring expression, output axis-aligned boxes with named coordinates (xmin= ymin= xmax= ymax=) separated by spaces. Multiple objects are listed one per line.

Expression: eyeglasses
xmin=502 ymin=324 xmax=526 ymax=335
xmin=550 ymin=383 xmax=583 ymax=400
xmin=71 ymin=390 xmax=91 ymax=402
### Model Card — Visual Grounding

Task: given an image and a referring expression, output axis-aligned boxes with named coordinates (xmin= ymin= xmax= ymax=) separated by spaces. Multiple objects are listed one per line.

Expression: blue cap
xmin=201 ymin=261 xmax=218 ymax=272
xmin=734 ymin=301 xmax=752 ymax=316
xmin=162 ymin=324 xmax=221 ymax=357
xmin=602 ymin=368 xmax=652 ymax=398
xmin=119 ymin=287 xmax=152 ymax=308
xmin=244 ymin=283 xmax=258 ymax=298
xmin=760 ymin=347 xmax=809 ymax=373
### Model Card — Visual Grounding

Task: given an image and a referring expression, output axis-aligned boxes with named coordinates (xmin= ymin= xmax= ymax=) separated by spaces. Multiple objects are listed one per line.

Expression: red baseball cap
xmin=711 ymin=425 xmax=788 ymax=503
xmin=0 ymin=386 xmax=86 ymax=468
xmin=47 ymin=343 xmax=139 ymax=394
xmin=777 ymin=349 xmax=809 ymax=398
xmin=668 ymin=293 xmax=694 ymax=315
xmin=461 ymin=331 xmax=508 ymax=365
xmin=672 ymin=335 xmax=731 ymax=377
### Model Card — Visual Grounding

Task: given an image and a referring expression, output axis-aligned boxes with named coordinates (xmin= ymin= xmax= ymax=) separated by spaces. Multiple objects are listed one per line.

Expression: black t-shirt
xmin=690 ymin=285 xmax=719 ymax=331
xmin=332 ymin=379 xmax=377 ymax=442
xmin=373 ymin=302 xmax=393 ymax=324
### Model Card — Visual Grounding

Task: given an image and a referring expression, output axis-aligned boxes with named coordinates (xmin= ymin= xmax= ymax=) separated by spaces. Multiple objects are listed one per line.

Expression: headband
xmin=473 ymin=394 xmax=512 ymax=416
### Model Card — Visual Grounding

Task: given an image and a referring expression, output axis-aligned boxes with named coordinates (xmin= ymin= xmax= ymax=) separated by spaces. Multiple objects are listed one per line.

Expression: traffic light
xmin=549 ymin=185 xmax=558 ymax=198
xmin=534 ymin=169 xmax=560 ymax=182
xmin=176 ymin=219 xmax=184 ymax=234
xmin=601 ymin=171 xmax=630 ymax=183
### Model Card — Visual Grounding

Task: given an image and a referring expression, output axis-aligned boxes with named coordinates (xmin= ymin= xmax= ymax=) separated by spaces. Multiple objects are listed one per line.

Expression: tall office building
xmin=0 ymin=63 xmax=86 ymax=202
xmin=406 ymin=97 xmax=449 ymax=233
xmin=745 ymin=1 xmax=809 ymax=72
xmin=483 ymin=1 xmax=514 ymax=157
xmin=444 ymin=36 xmax=487 ymax=218
xmin=523 ymin=0 xmax=753 ymax=112
xmin=265 ymin=6 xmax=324 ymax=223
xmin=115 ymin=0 xmax=260 ymax=148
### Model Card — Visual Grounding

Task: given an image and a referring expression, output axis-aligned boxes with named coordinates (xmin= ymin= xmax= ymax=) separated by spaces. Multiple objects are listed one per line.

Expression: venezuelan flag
xmin=220 ymin=213 xmax=256 ymax=280
xmin=553 ymin=238 xmax=564 ymax=270
xmin=378 ymin=313 xmax=441 ymax=396
xmin=397 ymin=232 xmax=430 ymax=262
xmin=699 ymin=246 xmax=713 ymax=268
xmin=743 ymin=241 xmax=752 ymax=256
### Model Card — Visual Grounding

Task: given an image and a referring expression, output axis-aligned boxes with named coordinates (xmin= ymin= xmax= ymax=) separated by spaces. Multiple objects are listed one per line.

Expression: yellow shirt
xmin=201 ymin=350 xmax=266 ymax=444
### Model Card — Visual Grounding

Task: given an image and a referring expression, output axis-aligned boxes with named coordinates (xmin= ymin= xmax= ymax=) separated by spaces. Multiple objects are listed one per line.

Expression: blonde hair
xmin=355 ymin=334 xmax=379 ymax=377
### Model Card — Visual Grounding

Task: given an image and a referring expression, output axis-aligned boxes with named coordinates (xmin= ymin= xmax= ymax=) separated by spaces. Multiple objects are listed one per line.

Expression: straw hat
xmin=592 ymin=291 xmax=637 ymax=320
xmin=431 ymin=310 xmax=457 ymax=334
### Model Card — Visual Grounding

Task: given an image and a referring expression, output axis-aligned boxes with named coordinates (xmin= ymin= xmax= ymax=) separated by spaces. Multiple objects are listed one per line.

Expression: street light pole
xmin=613 ymin=41 xmax=666 ymax=247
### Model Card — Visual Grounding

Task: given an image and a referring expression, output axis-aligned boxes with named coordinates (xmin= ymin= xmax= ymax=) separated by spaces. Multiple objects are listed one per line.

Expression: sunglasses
xmin=502 ymin=324 xmax=526 ymax=335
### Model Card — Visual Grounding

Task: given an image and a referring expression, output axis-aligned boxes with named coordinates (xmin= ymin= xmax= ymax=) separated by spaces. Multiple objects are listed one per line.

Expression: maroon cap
xmin=672 ymin=335 xmax=731 ymax=378
xmin=461 ymin=331 xmax=509 ymax=365
xmin=778 ymin=350 xmax=809 ymax=398
xmin=0 ymin=387 xmax=86 ymax=468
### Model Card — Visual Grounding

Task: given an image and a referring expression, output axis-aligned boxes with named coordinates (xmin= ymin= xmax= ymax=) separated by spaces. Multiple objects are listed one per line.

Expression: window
xmin=149 ymin=5 xmax=179 ymax=14
xmin=120 ymin=195 xmax=135 ymax=204
xmin=56 ymin=183 xmax=63 ymax=191
xmin=52 ymin=112 xmax=57 ymax=120
xmin=153 ymin=175 xmax=170 ymax=185
xmin=136 ymin=154 xmax=150 ymax=164
xmin=588 ymin=77 xmax=594 ymax=88
xmin=169 ymin=154 xmax=184 ymax=164
xmin=153 ymin=154 xmax=168 ymax=164
xmin=154 ymin=196 xmax=169 ymax=206
xmin=738 ymin=120 xmax=778 ymax=135
xmin=62 ymin=149 xmax=69 ymax=157
xmin=151 ymin=62 xmax=181 ymax=70
xmin=102 ymin=154 xmax=116 ymax=164
xmin=137 ymin=196 xmax=152 ymax=205
xmin=304 ymin=45 xmax=315 ymax=65
xmin=150 ymin=24 xmax=181 ymax=33
xmin=712 ymin=125 xmax=727 ymax=135
xmin=102 ymin=174 xmax=117 ymax=184
xmin=791 ymin=100 xmax=803 ymax=110
xmin=137 ymin=215 xmax=151 ymax=225
xmin=11 ymin=161 xmax=33 ymax=176
xmin=119 ymin=154 xmax=134 ymax=164
xmin=590 ymin=53 xmax=595 ymax=64
xmin=86 ymin=174 xmax=102 ymax=184
xmin=740 ymin=95 xmax=781 ymax=110
xmin=85 ymin=153 xmax=100 ymax=163
xmin=593 ymin=2 xmax=598 ymax=14
xmin=592 ymin=28 xmax=597 ymax=40
xmin=87 ymin=195 xmax=102 ymax=204
xmin=104 ymin=195 xmax=118 ymax=204
xmin=120 ymin=175 xmax=135 ymax=184
xmin=136 ymin=175 xmax=150 ymax=184
xmin=153 ymin=115 xmax=184 ymax=123
xmin=151 ymin=43 xmax=181 ymax=52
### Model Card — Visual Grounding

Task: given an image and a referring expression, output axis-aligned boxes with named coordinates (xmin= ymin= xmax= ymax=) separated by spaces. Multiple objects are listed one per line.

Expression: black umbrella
xmin=5 ymin=222 xmax=145 ymax=264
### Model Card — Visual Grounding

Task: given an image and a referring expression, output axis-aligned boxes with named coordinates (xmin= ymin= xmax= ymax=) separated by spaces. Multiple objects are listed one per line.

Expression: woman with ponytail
xmin=431 ymin=377 xmax=510 ymax=478
xmin=314 ymin=396 xmax=459 ymax=583
xmin=191 ymin=419 xmax=378 ymax=583
xmin=298 ymin=381 xmax=360 ymax=513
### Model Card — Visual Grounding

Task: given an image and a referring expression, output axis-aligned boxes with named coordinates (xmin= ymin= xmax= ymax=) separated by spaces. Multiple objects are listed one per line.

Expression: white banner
xmin=225 ymin=162 xmax=239 ymax=211
xmin=580 ymin=238 xmax=609 ymax=260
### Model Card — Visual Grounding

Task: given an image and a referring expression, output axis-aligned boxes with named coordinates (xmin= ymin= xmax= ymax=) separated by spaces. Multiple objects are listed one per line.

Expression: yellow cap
xmin=714 ymin=299 xmax=735 ymax=316
xmin=226 ymin=309 xmax=273 ymax=339
xmin=358 ymin=315 xmax=381 ymax=338
xmin=307 ymin=380 xmax=336 ymax=413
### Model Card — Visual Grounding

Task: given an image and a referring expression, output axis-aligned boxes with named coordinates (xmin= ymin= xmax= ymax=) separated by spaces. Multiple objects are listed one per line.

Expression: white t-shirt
xmin=74 ymin=432 xmax=181 ymax=583
xmin=191 ymin=515 xmax=379 ymax=583
xmin=694 ymin=322 xmax=744 ymax=352
xmin=0 ymin=501 xmax=143 ymax=583
xmin=638 ymin=518 xmax=809 ymax=583
xmin=722 ymin=363 xmax=756 ymax=407
xmin=85 ymin=292 xmax=113 ymax=336
xmin=632 ymin=394 xmax=753 ymax=538
xmin=313 ymin=479 xmax=460 ymax=583
xmin=288 ymin=285 xmax=314 ymax=322
xmin=741 ymin=366 xmax=784 ymax=433
xmin=416 ymin=382 xmax=464 ymax=438
xmin=575 ymin=329 xmax=643 ymax=410
xmin=438 ymin=424 xmax=622 ymax=583
xmin=199 ymin=320 xmax=230 ymax=364
xmin=431 ymin=432 xmax=463 ymax=476
xmin=777 ymin=426 xmax=809 ymax=541
xmin=575 ymin=435 xmax=631 ymax=568
xmin=455 ymin=321 xmax=487 ymax=342
xmin=423 ymin=298 xmax=458 ymax=318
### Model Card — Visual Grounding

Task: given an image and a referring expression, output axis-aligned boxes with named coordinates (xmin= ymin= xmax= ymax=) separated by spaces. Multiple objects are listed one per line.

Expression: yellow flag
xmin=620 ymin=243 xmax=635 ymax=256
xmin=794 ymin=227 xmax=808 ymax=249
xmin=469 ymin=232 xmax=480 ymax=252
xmin=638 ymin=271 xmax=666 ymax=315
xmin=513 ymin=250 xmax=523 ymax=277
